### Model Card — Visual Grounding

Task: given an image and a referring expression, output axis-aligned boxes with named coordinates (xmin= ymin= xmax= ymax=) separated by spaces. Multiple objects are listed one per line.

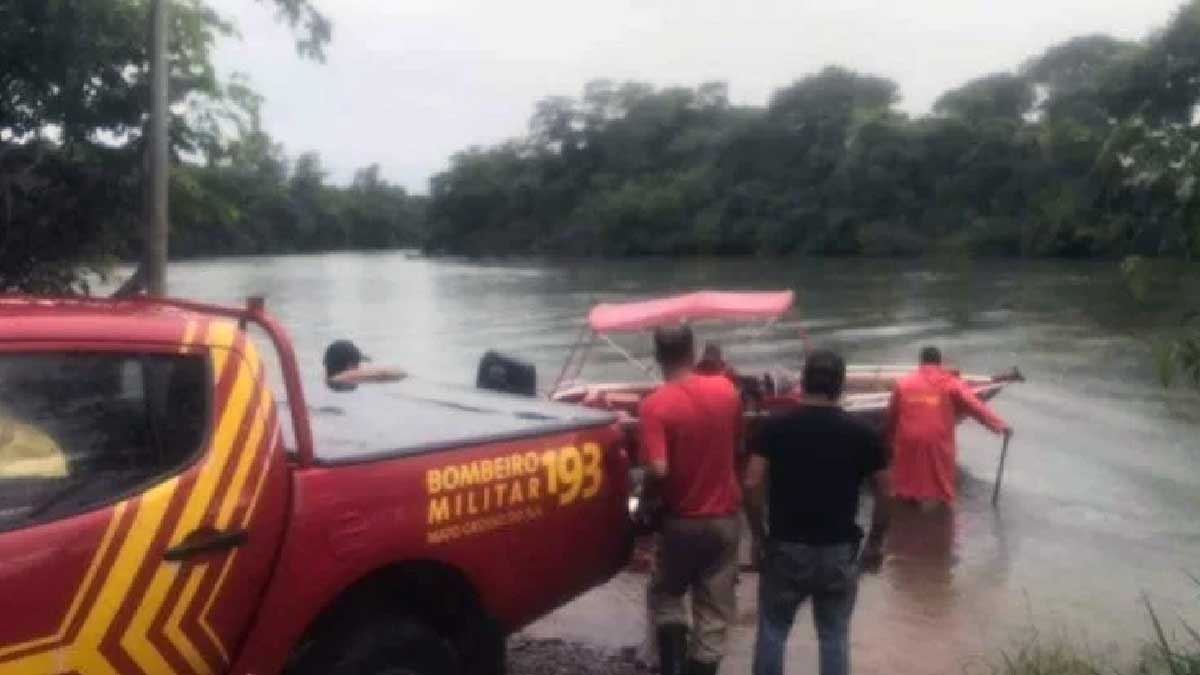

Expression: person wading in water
xmin=885 ymin=346 xmax=1011 ymax=506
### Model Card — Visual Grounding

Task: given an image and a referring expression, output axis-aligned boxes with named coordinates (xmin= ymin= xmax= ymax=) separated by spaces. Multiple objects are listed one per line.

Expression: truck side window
xmin=0 ymin=353 xmax=209 ymax=531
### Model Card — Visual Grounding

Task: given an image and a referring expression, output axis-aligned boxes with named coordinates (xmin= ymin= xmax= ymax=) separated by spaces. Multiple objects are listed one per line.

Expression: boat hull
xmin=550 ymin=366 xmax=1009 ymax=432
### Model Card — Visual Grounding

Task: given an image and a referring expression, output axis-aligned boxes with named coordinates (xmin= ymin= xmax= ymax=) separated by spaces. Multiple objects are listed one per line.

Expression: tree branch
xmin=111 ymin=264 xmax=146 ymax=297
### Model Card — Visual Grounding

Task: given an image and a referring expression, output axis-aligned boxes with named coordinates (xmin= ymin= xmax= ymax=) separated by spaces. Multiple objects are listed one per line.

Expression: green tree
xmin=933 ymin=73 xmax=1033 ymax=122
xmin=0 ymin=0 xmax=330 ymax=292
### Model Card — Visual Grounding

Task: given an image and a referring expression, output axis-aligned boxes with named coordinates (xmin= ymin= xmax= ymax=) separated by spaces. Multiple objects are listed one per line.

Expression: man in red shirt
xmin=640 ymin=325 xmax=743 ymax=675
xmin=885 ymin=346 xmax=1012 ymax=505
xmin=695 ymin=343 xmax=739 ymax=383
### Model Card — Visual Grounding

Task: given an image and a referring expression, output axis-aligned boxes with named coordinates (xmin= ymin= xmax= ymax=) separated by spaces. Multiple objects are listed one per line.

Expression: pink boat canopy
xmin=587 ymin=290 xmax=795 ymax=333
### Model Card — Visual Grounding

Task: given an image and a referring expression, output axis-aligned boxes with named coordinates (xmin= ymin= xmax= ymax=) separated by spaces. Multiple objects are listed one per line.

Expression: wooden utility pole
xmin=145 ymin=0 xmax=170 ymax=296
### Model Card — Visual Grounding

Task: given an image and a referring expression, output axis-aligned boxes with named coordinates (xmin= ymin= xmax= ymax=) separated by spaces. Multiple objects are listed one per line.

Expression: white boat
xmin=547 ymin=290 xmax=1022 ymax=428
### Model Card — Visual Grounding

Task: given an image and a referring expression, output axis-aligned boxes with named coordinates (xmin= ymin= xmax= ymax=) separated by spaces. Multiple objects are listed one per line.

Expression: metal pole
xmin=550 ymin=325 xmax=590 ymax=395
xmin=600 ymin=333 xmax=658 ymax=379
xmin=991 ymin=433 xmax=1012 ymax=506
xmin=145 ymin=0 xmax=170 ymax=296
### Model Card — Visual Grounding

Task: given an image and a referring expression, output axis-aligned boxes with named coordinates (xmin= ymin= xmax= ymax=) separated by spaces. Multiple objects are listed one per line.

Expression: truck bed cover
xmin=307 ymin=382 xmax=617 ymax=465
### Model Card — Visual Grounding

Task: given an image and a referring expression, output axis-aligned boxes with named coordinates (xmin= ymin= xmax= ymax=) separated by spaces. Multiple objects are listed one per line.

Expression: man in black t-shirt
xmin=744 ymin=349 xmax=892 ymax=675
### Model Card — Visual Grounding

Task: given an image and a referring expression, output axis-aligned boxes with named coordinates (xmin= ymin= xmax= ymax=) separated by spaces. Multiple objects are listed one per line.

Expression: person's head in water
xmin=802 ymin=348 xmax=846 ymax=401
xmin=653 ymin=325 xmax=695 ymax=378
xmin=323 ymin=341 xmax=406 ymax=391
xmin=324 ymin=340 xmax=367 ymax=390
xmin=697 ymin=342 xmax=725 ymax=374
xmin=920 ymin=345 xmax=943 ymax=366
xmin=325 ymin=340 xmax=365 ymax=379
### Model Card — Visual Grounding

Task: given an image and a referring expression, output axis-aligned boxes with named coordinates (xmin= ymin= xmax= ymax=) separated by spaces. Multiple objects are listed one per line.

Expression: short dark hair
xmin=653 ymin=325 xmax=695 ymax=370
xmin=803 ymin=348 xmax=846 ymax=400
xmin=324 ymin=340 xmax=365 ymax=378
xmin=701 ymin=343 xmax=722 ymax=362
xmin=919 ymin=346 xmax=942 ymax=365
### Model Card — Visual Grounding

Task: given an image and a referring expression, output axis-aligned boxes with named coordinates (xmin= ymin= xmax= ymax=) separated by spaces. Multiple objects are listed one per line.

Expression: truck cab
xmin=0 ymin=296 xmax=632 ymax=675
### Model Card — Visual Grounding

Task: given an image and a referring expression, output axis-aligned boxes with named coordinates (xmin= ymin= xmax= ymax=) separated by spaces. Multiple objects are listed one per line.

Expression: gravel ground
xmin=508 ymin=636 xmax=650 ymax=675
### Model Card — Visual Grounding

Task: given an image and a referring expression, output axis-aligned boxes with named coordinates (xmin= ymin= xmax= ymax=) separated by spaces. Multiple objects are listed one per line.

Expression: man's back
xmin=889 ymin=365 xmax=1007 ymax=449
xmin=757 ymin=405 xmax=885 ymax=545
xmin=891 ymin=366 xmax=958 ymax=448
xmin=639 ymin=372 xmax=742 ymax=517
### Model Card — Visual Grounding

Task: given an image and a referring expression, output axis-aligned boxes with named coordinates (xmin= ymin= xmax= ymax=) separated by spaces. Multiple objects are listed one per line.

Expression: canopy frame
xmin=587 ymin=290 xmax=794 ymax=334
xmin=550 ymin=290 xmax=796 ymax=394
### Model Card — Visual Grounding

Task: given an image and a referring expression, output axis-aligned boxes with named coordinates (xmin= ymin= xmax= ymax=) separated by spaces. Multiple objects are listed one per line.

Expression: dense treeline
xmin=426 ymin=3 xmax=1200 ymax=260
xmin=170 ymin=130 xmax=426 ymax=258
xmin=6 ymin=1 xmax=1200 ymax=297
xmin=0 ymin=0 xmax=423 ymax=293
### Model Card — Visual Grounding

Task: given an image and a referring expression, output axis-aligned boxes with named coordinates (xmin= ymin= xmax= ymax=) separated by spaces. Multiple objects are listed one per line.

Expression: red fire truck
xmin=0 ymin=296 xmax=632 ymax=675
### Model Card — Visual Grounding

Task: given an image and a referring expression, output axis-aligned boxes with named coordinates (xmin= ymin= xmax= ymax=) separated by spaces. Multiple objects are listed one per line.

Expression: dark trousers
xmin=649 ymin=515 xmax=741 ymax=664
xmin=752 ymin=541 xmax=860 ymax=675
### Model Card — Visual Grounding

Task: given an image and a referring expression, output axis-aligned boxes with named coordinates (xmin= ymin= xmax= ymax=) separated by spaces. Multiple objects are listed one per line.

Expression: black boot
xmin=685 ymin=659 xmax=719 ymax=675
xmin=656 ymin=624 xmax=688 ymax=675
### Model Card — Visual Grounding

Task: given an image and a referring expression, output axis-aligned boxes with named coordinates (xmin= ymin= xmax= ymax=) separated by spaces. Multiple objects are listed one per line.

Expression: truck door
xmin=0 ymin=333 xmax=289 ymax=675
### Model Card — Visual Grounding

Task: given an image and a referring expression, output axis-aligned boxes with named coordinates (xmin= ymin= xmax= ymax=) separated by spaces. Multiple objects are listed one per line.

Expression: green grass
xmin=979 ymin=584 xmax=1200 ymax=675
xmin=989 ymin=642 xmax=1109 ymax=675
xmin=1143 ymin=591 xmax=1200 ymax=675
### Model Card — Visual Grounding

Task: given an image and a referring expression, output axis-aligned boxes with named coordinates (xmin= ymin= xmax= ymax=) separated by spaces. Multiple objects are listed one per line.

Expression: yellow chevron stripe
xmin=207 ymin=322 xmax=237 ymax=377
xmin=170 ymin=359 xmax=254 ymax=545
xmin=145 ymin=352 xmax=255 ymax=673
xmin=117 ymin=316 xmax=219 ymax=675
xmin=0 ymin=503 xmax=128 ymax=661
xmin=243 ymin=419 xmax=280 ymax=530
xmin=122 ymin=332 xmax=256 ymax=675
xmin=164 ymin=565 xmax=211 ymax=674
xmin=200 ymin=413 xmax=280 ymax=662
xmin=0 ymin=317 xmax=239 ymax=675
xmin=179 ymin=321 xmax=198 ymax=355
xmin=190 ymin=346 xmax=269 ymax=664
xmin=208 ymin=321 xmax=237 ymax=349
xmin=122 ymin=563 xmax=203 ymax=675
xmin=215 ymin=392 xmax=270 ymax=528
xmin=68 ymin=476 xmax=182 ymax=662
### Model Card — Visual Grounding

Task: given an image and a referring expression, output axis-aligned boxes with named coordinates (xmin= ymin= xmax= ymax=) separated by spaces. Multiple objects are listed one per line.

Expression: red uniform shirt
xmin=639 ymin=373 xmax=743 ymax=517
xmin=885 ymin=365 xmax=1008 ymax=503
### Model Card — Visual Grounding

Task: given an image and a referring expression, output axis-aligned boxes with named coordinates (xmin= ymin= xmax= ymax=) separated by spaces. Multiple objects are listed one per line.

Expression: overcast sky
xmin=209 ymin=0 xmax=1183 ymax=193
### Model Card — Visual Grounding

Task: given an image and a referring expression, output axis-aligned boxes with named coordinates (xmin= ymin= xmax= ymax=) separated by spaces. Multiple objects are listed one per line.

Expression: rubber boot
xmin=685 ymin=659 xmax=720 ymax=675
xmin=656 ymin=624 xmax=688 ymax=675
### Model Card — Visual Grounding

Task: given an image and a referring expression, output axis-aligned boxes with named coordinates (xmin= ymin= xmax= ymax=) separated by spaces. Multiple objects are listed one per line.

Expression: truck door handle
xmin=164 ymin=528 xmax=248 ymax=561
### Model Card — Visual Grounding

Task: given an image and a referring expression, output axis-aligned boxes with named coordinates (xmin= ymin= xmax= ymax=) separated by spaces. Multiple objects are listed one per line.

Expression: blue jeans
xmin=752 ymin=541 xmax=859 ymax=675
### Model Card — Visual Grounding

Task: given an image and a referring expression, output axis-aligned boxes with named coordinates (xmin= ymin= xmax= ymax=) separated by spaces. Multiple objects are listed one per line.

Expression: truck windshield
xmin=0 ymin=353 xmax=209 ymax=530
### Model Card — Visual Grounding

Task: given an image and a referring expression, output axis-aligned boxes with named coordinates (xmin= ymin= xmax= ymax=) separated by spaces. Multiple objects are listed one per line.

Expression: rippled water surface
xmin=160 ymin=253 xmax=1200 ymax=672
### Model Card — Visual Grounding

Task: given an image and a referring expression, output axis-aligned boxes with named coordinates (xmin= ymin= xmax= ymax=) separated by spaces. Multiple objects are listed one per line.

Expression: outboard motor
xmin=476 ymin=351 xmax=537 ymax=397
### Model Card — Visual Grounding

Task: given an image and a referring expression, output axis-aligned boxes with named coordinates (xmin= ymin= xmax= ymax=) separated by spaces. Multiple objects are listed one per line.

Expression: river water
xmin=158 ymin=252 xmax=1200 ymax=673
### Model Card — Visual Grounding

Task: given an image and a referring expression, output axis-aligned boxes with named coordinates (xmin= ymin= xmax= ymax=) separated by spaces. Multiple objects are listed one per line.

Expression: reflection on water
xmin=887 ymin=504 xmax=960 ymax=603
xmin=141 ymin=253 xmax=1199 ymax=671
